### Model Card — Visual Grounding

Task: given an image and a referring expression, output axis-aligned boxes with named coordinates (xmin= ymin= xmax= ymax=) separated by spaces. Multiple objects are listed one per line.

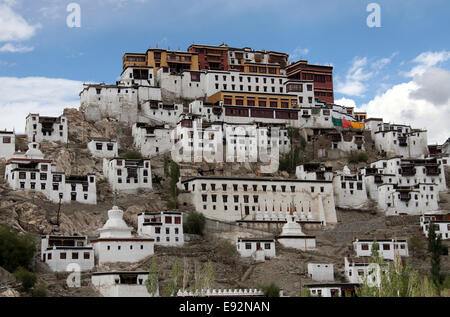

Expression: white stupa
xmin=277 ymin=209 xmax=316 ymax=250
xmin=98 ymin=205 xmax=133 ymax=238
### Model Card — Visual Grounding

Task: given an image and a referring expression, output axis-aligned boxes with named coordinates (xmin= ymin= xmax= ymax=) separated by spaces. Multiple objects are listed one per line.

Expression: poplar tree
xmin=145 ymin=258 xmax=159 ymax=296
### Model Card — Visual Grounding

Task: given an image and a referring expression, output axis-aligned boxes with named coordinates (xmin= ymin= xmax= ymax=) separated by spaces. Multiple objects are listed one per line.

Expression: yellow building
xmin=123 ymin=49 xmax=199 ymax=74
xmin=208 ymin=91 xmax=298 ymax=109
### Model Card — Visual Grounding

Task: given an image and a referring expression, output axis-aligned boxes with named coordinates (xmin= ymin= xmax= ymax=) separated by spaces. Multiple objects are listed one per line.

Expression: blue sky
xmin=0 ymin=0 xmax=449 ymax=143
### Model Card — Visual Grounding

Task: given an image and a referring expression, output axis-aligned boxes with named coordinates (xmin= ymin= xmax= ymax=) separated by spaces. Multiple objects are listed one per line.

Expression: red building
xmin=286 ymin=60 xmax=334 ymax=104
xmin=187 ymin=44 xmax=229 ymax=71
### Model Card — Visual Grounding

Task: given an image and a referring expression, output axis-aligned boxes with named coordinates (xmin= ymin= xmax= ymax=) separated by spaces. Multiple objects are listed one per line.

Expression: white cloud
xmin=359 ymin=67 xmax=450 ymax=144
xmin=405 ymin=50 xmax=450 ymax=77
xmin=334 ymin=97 xmax=356 ymax=109
xmin=336 ymin=57 xmax=373 ymax=97
xmin=0 ymin=77 xmax=83 ymax=133
xmin=290 ymin=47 xmax=309 ymax=61
xmin=0 ymin=42 xmax=33 ymax=52
xmin=0 ymin=4 xmax=41 ymax=42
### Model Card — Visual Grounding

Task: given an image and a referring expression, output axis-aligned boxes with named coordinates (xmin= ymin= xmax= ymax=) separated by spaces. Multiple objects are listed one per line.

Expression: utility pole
xmin=56 ymin=195 xmax=62 ymax=226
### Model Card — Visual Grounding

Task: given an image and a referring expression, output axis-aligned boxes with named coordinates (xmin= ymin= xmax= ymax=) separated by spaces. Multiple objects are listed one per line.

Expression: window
xmin=60 ymin=252 xmax=66 ymax=259
xmin=84 ymin=252 xmax=90 ymax=259
xmin=264 ymin=243 xmax=271 ymax=249
xmin=361 ymin=244 xmax=369 ymax=250
xmin=383 ymin=244 xmax=390 ymax=250
xmin=245 ymin=243 xmax=252 ymax=250
xmin=72 ymin=252 xmax=79 ymax=259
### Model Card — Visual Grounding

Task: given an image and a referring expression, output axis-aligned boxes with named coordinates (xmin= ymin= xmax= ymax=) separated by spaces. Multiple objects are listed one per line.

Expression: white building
xmin=103 ymin=157 xmax=152 ymax=194
xmin=5 ymin=142 xmax=97 ymax=204
xmin=344 ymin=257 xmax=388 ymax=287
xmin=137 ymin=211 xmax=184 ymax=246
xmin=365 ymin=119 xmax=428 ymax=158
xmin=353 ymin=238 xmax=409 ymax=260
xmin=333 ymin=166 xmax=369 ymax=209
xmin=305 ymin=283 xmax=359 ymax=297
xmin=91 ymin=271 xmax=154 ymax=297
xmin=91 ymin=205 xmax=155 ymax=264
xmin=236 ymin=237 xmax=276 ymax=260
xmin=40 ymin=235 xmax=94 ymax=272
xmin=296 ymin=163 xmax=333 ymax=181
xmin=180 ymin=176 xmax=337 ymax=225
xmin=377 ymin=183 xmax=439 ymax=216
xmin=420 ymin=213 xmax=450 ymax=240
xmin=25 ymin=113 xmax=68 ymax=144
xmin=0 ymin=130 xmax=15 ymax=160
xmin=277 ymin=212 xmax=316 ymax=250
xmin=87 ymin=138 xmax=118 ymax=158
xmin=307 ymin=263 xmax=334 ymax=282
xmin=132 ymin=123 xmax=172 ymax=157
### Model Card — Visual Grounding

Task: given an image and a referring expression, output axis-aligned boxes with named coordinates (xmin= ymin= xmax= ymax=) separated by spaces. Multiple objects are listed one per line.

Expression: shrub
xmin=14 ymin=267 xmax=37 ymax=291
xmin=122 ymin=151 xmax=143 ymax=159
xmin=408 ymin=236 xmax=426 ymax=259
xmin=0 ymin=226 xmax=36 ymax=272
xmin=215 ymin=240 xmax=238 ymax=264
xmin=32 ymin=284 xmax=48 ymax=297
xmin=259 ymin=283 xmax=280 ymax=297
xmin=348 ymin=151 xmax=368 ymax=164
xmin=184 ymin=212 xmax=206 ymax=236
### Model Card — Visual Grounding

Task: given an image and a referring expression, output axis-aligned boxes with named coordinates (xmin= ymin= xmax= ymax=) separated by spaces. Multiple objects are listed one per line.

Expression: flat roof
xmin=181 ymin=176 xmax=332 ymax=184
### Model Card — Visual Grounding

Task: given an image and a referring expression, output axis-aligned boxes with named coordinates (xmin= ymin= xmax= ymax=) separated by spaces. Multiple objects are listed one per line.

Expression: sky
xmin=0 ymin=0 xmax=449 ymax=143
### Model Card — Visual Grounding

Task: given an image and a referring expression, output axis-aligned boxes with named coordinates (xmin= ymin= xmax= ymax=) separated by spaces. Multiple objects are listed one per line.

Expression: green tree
xmin=169 ymin=161 xmax=180 ymax=208
xmin=164 ymin=258 xmax=183 ymax=297
xmin=259 ymin=283 xmax=280 ymax=297
xmin=428 ymin=222 xmax=443 ymax=291
xmin=408 ymin=236 xmax=426 ymax=259
xmin=0 ymin=226 xmax=36 ymax=272
xmin=31 ymin=284 xmax=48 ymax=297
xmin=145 ymin=257 xmax=159 ymax=296
xmin=184 ymin=212 xmax=206 ymax=236
xmin=164 ymin=156 xmax=170 ymax=177
xmin=122 ymin=151 xmax=143 ymax=159
xmin=14 ymin=267 xmax=37 ymax=291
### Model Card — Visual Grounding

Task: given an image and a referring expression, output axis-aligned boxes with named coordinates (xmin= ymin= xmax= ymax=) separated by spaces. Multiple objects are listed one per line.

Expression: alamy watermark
xmin=366 ymin=3 xmax=381 ymax=28
xmin=170 ymin=123 xmax=280 ymax=173
xmin=66 ymin=3 xmax=81 ymax=28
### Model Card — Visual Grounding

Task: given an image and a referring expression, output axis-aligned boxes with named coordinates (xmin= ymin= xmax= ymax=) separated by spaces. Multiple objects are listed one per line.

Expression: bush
xmin=14 ymin=267 xmax=37 ymax=291
xmin=32 ymin=284 xmax=48 ymax=297
xmin=122 ymin=151 xmax=143 ymax=159
xmin=215 ymin=240 xmax=238 ymax=264
xmin=0 ymin=226 xmax=36 ymax=272
xmin=348 ymin=151 xmax=368 ymax=164
xmin=408 ymin=236 xmax=426 ymax=259
xmin=184 ymin=212 xmax=206 ymax=236
xmin=259 ymin=283 xmax=280 ymax=297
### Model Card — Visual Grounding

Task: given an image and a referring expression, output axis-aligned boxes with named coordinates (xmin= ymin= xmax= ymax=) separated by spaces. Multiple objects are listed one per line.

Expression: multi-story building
xmin=0 ymin=130 xmax=15 ymax=159
xmin=91 ymin=205 xmax=155 ymax=264
xmin=188 ymin=44 xmax=229 ymax=71
xmin=420 ymin=213 xmax=450 ymax=240
xmin=25 ymin=113 xmax=68 ymax=144
xmin=365 ymin=119 xmax=428 ymax=158
xmin=137 ymin=211 xmax=184 ymax=246
xmin=305 ymin=282 xmax=360 ymax=297
xmin=286 ymin=60 xmax=334 ymax=104
xmin=103 ymin=157 xmax=152 ymax=194
xmin=79 ymin=66 xmax=162 ymax=123
xmin=227 ymin=46 xmax=288 ymax=75
xmin=344 ymin=257 xmax=389 ymax=287
xmin=132 ymin=123 xmax=172 ymax=157
xmin=352 ymin=238 xmax=409 ymax=260
xmin=179 ymin=176 xmax=337 ymax=225
xmin=5 ymin=142 xmax=97 ymax=204
xmin=87 ymin=138 xmax=118 ymax=158
xmin=40 ymin=235 xmax=95 ymax=272
xmin=333 ymin=166 xmax=369 ymax=210
xmin=123 ymin=48 xmax=199 ymax=74
xmin=296 ymin=163 xmax=333 ymax=181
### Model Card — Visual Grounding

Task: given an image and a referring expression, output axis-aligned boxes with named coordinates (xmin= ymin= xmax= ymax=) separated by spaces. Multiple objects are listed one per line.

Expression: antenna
xmin=113 ymin=189 xmax=118 ymax=207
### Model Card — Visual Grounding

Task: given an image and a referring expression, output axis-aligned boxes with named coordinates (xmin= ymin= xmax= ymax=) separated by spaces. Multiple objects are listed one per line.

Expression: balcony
xmin=426 ymin=167 xmax=440 ymax=176
xmin=398 ymin=137 xmax=407 ymax=147
xmin=399 ymin=193 xmax=411 ymax=201
xmin=167 ymin=55 xmax=191 ymax=63
xmin=400 ymin=167 xmax=415 ymax=176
